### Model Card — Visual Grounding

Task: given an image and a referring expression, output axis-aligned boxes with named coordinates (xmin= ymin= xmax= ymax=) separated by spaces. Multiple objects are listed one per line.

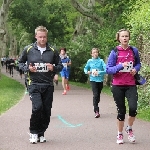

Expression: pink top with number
xmin=113 ymin=46 xmax=136 ymax=85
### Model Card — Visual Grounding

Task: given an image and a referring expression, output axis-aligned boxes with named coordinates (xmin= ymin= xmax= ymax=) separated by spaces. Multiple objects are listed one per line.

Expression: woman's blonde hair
xmin=35 ymin=26 xmax=48 ymax=35
xmin=116 ymin=29 xmax=130 ymax=42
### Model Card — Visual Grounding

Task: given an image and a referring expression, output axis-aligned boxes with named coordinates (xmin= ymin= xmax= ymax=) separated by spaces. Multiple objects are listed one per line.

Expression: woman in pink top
xmin=106 ymin=29 xmax=141 ymax=144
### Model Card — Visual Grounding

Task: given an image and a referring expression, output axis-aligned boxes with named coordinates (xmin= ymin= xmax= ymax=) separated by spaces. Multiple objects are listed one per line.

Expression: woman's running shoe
xmin=66 ymin=85 xmax=70 ymax=91
xmin=116 ymin=134 xmax=124 ymax=144
xmin=62 ymin=91 xmax=67 ymax=95
xmin=125 ymin=127 xmax=136 ymax=143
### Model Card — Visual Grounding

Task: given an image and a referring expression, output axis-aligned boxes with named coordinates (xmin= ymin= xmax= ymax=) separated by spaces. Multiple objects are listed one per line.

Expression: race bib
xmin=62 ymin=63 xmax=67 ymax=68
xmin=120 ymin=61 xmax=133 ymax=72
xmin=34 ymin=63 xmax=48 ymax=72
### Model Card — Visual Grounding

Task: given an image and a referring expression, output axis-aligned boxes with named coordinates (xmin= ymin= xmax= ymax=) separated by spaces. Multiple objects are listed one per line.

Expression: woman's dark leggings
xmin=90 ymin=81 xmax=103 ymax=113
xmin=111 ymin=85 xmax=138 ymax=121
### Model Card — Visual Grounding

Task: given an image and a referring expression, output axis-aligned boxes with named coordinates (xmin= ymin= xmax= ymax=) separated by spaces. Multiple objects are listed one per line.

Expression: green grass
xmin=0 ymin=74 xmax=25 ymax=115
xmin=137 ymin=107 xmax=150 ymax=121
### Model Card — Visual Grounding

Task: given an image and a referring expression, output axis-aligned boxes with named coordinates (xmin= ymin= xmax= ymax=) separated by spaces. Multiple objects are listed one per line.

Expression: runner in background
xmin=1 ymin=57 xmax=4 ymax=67
xmin=84 ymin=48 xmax=106 ymax=118
xmin=19 ymin=62 xmax=29 ymax=93
xmin=8 ymin=56 xmax=15 ymax=77
xmin=59 ymin=48 xmax=71 ymax=95
xmin=5 ymin=57 xmax=9 ymax=73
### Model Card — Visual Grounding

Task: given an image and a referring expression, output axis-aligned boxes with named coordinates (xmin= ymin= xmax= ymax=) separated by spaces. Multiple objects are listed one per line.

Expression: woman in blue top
xmin=60 ymin=48 xmax=71 ymax=95
xmin=84 ymin=48 xmax=106 ymax=118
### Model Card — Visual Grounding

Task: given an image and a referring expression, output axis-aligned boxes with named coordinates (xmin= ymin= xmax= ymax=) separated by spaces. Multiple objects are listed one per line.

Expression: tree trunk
xmin=72 ymin=0 xmax=97 ymax=39
xmin=71 ymin=0 xmax=104 ymax=25
xmin=0 ymin=0 xmax=14 ymax=78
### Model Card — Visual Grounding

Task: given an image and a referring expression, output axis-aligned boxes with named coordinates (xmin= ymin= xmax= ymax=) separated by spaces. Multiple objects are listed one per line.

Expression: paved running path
xmin=0 ymin=67 xmax=150 ymax=150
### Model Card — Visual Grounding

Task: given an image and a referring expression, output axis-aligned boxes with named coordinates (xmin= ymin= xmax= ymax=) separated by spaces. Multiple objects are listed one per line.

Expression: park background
xmin=0 ymin=0 xmax=150 ymax=120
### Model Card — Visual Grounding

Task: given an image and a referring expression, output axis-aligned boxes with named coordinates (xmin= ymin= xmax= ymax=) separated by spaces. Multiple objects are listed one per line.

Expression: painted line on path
xmin=57 ymin=115 xmax=82 ymax=128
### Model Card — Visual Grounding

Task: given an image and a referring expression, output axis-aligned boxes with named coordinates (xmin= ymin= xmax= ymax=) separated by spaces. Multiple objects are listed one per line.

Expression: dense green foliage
xmin=2 ymin=0 xmax=150 ymax=111
xmin=8 ymin=0 xmax=78 ymax=45
xmin=0 ymin=0 xmax=2 ymax=6
xmin=123 ymin=0 xmax=150 ymax=110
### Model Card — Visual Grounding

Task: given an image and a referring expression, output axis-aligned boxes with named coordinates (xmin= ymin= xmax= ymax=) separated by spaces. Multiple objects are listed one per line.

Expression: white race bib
xmin=34 ymin=63 xmax=48 ymax=72
xmin=62 ymin=63 xmax=67 ymax=68
xmin=120 ymin=61 xmax=133 ymax=72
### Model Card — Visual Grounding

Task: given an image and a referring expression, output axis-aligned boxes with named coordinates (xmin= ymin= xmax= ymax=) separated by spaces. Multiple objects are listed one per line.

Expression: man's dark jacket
xmin=19 ymin=42 xmax=63 ymax=85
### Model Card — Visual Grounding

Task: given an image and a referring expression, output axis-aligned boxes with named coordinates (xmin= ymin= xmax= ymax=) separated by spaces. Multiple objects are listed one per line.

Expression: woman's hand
xmin=130 ymin=68 xmax=137 ymax=76
xmin=87 ymin=71 xmax=91 ymax=75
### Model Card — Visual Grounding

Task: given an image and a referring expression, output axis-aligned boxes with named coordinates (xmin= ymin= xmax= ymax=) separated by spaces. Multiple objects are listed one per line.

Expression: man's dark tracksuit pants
xmin=28 ymin=84 xmax=54 ymax=136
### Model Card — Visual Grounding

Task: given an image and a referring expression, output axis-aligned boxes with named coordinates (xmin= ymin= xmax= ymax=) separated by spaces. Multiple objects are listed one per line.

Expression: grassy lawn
xmin=137 ymin=108 xmax=150 ymax=121
xmin=0 ymin=74 xmax=25 ymax=115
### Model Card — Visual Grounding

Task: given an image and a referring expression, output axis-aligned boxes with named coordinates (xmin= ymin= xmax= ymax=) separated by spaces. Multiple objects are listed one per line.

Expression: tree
xmin=7 ymin=0 xmax=138 ymax=83
xmin=0 ymin=0 xmax=14 ymax=77
xmin=8 ymin=0 xmax=77 ymax=46
xmin=123 ymin=0 xmax=150 ymax=109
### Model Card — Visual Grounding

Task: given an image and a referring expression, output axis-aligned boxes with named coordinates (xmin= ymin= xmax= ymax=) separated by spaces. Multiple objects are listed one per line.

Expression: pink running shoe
xmin=125 ymin=127 xmax=135 ymax=143
xmin=66 ymin=85 xmax=70 ymax=91
xmin=62 ymin=91 xmax=67 ymax=95
xmin=116 ymin=134 xmax=124 ymax=144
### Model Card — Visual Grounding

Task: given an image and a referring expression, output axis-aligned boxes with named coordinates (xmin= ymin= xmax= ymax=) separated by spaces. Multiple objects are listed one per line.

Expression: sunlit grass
xmin=137 ymin=107 xmax=150 ymax=121
xmin=0 ymin=74 xmax=25 ymax=115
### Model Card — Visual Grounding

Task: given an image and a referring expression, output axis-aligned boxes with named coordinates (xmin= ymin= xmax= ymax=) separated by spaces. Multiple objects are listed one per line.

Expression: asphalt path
xmin=0 ymin=67 xmax=150 ymax=150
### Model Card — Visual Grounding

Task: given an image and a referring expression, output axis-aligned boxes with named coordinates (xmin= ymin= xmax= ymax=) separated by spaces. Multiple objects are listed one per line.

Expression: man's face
xmin=35 ymin=31 xmax=47 ymax=47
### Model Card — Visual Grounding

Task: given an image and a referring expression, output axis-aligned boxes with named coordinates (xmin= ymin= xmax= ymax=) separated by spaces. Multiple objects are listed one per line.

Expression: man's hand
xmin=46 ymin=63 xmax=54 ymax=71
xmin=29 ymin=63 xmax=37 ymax=72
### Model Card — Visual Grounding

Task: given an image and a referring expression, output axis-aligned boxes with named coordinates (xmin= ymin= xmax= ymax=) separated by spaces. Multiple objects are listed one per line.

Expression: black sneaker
xmin=95 ymin=111 xmax=100 ymax=118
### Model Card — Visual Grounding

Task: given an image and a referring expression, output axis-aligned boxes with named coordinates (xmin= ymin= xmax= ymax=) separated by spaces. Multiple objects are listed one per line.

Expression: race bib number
xmin=62 ymin=63 xmax=67 ymax=68
xmin=34 ymin=63 xmax=48 ymax=72
xmin=120 ymin=61 xmax=133 ymax=72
